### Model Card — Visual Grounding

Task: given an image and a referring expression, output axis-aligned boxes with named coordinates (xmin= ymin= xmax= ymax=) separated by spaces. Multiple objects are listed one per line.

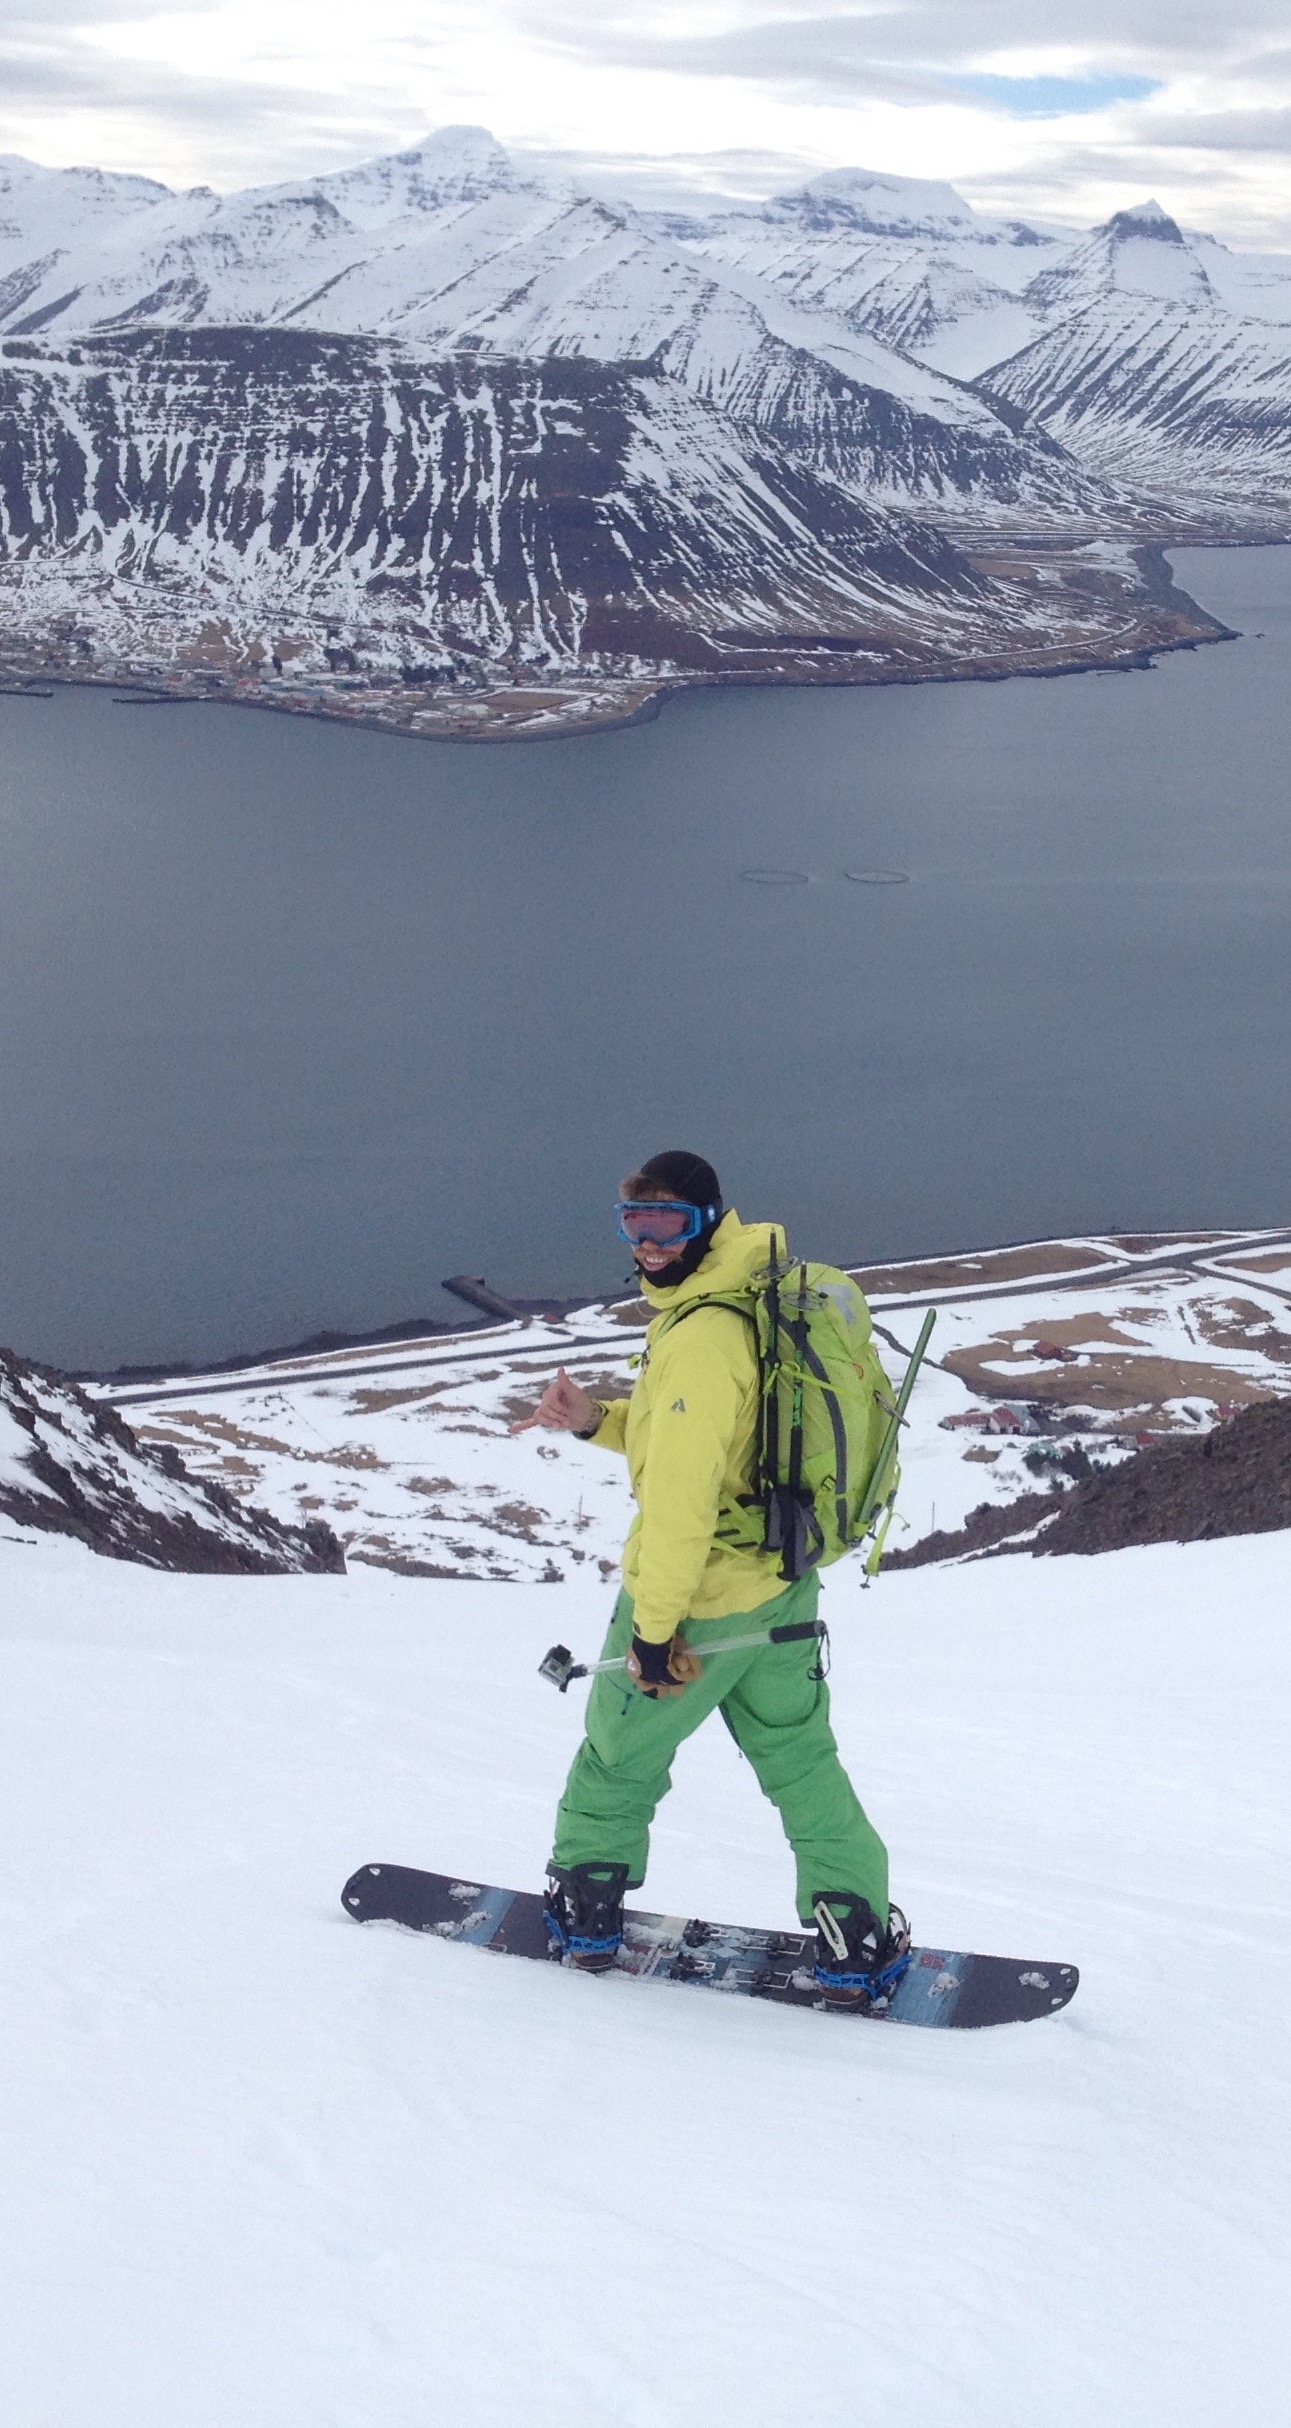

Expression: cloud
xmin=1 ymin=0 xmax=1289 ymax=246
xmin=0 ymin=1 xmax=221 ymax=21
xmin=0 ymin=10 xmax=434 ymax=187
xmin=1142 ymin=106 xmax=1291 ymax=156
xmin=523 ymin=0 xmax=1291 ymax=85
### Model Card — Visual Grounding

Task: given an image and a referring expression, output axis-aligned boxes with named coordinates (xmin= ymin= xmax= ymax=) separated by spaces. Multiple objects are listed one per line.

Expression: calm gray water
xmin=2 ymin=544 xmax=1289 ymax=1371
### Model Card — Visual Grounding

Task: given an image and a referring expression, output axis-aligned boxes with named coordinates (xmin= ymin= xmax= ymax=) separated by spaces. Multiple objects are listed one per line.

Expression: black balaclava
xmin=625 ymin=1149 xmax=724 ymax=1289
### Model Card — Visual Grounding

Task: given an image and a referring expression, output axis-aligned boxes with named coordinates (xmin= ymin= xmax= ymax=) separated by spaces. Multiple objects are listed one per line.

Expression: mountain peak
xmin=1104 ymin=199 xmax=1184 ymax=244
xmin=309 ymin=126 xmax=519 ymax=228
xmin=786 ymin=165 xmax=977 ymax=235
xmin=1024 ymin=196 xmax=1209 ymax=312
xmin=391 ymin=126 xmax=512 ymax=179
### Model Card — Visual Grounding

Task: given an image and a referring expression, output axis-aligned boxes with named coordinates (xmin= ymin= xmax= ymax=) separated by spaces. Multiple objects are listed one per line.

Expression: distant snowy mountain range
xmin=1 ymin=127 xmax=1288 ymax=722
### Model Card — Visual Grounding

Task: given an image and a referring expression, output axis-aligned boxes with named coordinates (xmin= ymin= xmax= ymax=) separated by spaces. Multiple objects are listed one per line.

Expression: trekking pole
xmin=538 ymin=1618 xmax=825 ymax=1694
xmin=858 ymin=1308 xmax=937 ymax=1535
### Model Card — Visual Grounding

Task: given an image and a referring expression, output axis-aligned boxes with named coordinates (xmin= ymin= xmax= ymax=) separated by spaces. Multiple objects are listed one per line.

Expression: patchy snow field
xmin=104 ymin=1228 xmax=1291 ymax=1582
xmin=1 ymin=1524 xmax=1287 ymax=2425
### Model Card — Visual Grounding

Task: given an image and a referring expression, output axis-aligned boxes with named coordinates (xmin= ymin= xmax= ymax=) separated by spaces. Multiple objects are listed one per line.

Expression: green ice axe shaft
xmin=859 ymin=1309 xmax=937 ymax=1532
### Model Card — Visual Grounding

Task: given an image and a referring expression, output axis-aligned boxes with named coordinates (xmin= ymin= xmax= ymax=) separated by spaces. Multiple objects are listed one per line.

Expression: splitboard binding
xmin=341 ymin=1864 xmax=1078 ymax=2029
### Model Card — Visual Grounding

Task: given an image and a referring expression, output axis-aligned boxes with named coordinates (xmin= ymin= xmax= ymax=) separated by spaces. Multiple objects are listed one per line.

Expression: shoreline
xmin=0 ymin=537 xmax=1244 ymax=747
xmin=73 ymin=1222 xmax=1291 ymax=1389
xmin=0 ymin=615 xmax=1234 ymax=749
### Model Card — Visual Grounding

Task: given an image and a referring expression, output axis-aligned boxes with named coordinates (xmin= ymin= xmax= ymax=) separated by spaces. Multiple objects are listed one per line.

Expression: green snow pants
xmin=550 ymin=1574 xmax=889 ymax=1923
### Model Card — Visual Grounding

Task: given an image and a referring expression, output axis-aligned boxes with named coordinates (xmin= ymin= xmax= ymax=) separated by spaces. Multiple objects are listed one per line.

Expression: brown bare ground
xmin=942 ymin=1292 xmax=1291 ymax=1421
xmin=500 ymin=1369 xmax=631 ymax=1425
xmin=1191 ymin=1298 xmax=1291 ymax=1356
xmin=1107 ymin=1232 xmax=1233 ymax=1252
xmin=347 ymin=1383 xmax=455 ymax=1412
xmin=138 ymin=1410 xmax=293 ymax=1453
xmin=945 ymin=1343 xmax=1283 ymax=1419
xmin=853 ymin=1242 xmax=1115 ymax=1295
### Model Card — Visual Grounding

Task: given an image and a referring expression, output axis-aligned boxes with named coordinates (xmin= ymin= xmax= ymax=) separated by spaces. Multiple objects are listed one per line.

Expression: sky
xmin=2 ymin=0 xmax=1290 ymax=246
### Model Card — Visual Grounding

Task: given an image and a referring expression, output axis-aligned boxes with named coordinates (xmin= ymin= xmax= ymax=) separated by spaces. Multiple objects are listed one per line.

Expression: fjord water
xmin=1 ymin=544 xmax=1289 ymax=1371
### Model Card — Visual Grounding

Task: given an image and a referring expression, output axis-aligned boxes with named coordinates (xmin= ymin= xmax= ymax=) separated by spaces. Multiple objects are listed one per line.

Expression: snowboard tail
xmin=341 ymin=1864 xmax=1077 ymax=2029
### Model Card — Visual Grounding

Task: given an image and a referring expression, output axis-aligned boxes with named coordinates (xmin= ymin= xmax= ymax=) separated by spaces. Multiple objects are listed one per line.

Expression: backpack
xmin=652 ymin=1238 xmax=934 ymax=1582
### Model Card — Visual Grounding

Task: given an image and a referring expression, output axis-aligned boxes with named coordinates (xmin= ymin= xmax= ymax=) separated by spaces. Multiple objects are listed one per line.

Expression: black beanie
xmin=632 ymin=1150 xmax=722 ymax=1217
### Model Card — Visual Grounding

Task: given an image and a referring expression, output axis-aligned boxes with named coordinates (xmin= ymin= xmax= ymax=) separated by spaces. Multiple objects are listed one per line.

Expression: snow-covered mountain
xmin=6 ymin=324 xmax=1217 ymax=709
xmin=0 ymin=335 xmax=1044 ymax=679
xmin=1024 ymin=200 xmax=1216 ymax=314
xmin=678 ymin=184 xmax=1291 ymax=522
xmin=983 ymin=298 xmax=1291 ymax=525
xmin=0 ymin=130 xmax=1096 ymax=524
xmin=1 ymin=128 xmax=1289 ymax=708
xmin=9 ymin=128 xmax=1284 ymax=538
xmin=667 ymin=169 xmax=1066 ymax=381
xmin=678 ymin=180 xmax=1291 ymax=389
xmin=964 ymin=202 xmax=1291 ymax=525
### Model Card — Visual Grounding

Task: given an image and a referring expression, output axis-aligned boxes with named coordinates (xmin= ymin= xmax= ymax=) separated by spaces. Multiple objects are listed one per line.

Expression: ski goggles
xmin=614 ymin=1198 xmax=718 ymax=1246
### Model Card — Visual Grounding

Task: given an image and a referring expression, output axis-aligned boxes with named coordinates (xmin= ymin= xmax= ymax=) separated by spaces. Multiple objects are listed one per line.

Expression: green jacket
xmin=589 ymin=1210 xmax=787 ymax=1644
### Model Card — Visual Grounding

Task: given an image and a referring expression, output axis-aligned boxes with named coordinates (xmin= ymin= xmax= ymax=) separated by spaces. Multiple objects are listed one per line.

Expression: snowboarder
xmin=512 ymin=1150 xmax=910 ymax=2010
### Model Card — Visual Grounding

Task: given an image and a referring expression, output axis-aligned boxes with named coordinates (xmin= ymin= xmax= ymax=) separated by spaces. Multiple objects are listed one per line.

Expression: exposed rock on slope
xmin=887 ymin=1394 xmax=1291 ymax=1568
xmin=0 ymin=1345 xmax=345 ymax=1571
xmin=0 ymin=335 xmax=1168 ymax=682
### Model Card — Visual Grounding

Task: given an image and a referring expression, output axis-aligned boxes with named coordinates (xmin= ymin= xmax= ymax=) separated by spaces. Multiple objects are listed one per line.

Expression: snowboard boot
xmin=544 ymin=1862 xmax=629 ymax=1971
xmin=810 ymin=1893 xmax=912 ymax=2012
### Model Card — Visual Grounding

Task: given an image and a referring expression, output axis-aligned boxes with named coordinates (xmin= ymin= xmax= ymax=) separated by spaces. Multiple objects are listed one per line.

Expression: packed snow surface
xmin=1 ymin=1523 xmax=1287 ymax=2424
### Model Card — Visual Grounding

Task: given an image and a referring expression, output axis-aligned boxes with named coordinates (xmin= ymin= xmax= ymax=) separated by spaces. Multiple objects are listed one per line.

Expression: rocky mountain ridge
xmin=0 ymin=1344 xmax=345 ymax=1571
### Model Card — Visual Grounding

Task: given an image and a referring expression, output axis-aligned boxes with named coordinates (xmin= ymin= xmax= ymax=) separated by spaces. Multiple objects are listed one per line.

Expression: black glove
xmin=627 ymin=1630 xmax=703 ymax=1699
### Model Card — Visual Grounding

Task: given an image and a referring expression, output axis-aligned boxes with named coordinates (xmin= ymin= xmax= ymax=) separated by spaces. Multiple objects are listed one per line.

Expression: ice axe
xmin=538 ymin=1619 xmax=826 ymax=1693
xmin=539 ymin=1306 xmax=936 ymax=1687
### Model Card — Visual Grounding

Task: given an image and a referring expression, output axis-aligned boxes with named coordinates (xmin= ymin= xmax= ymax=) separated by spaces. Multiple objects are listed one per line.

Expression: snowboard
xmin=341 ymin=1864 xmax=1078 ymax=2029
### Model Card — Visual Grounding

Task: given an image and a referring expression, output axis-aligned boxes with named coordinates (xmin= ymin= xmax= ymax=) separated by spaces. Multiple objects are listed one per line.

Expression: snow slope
xmin=0 ymin=1522 xmax=1286 ymax=2425
xmin=982 ymin=290 xmax=1291 ymax=527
